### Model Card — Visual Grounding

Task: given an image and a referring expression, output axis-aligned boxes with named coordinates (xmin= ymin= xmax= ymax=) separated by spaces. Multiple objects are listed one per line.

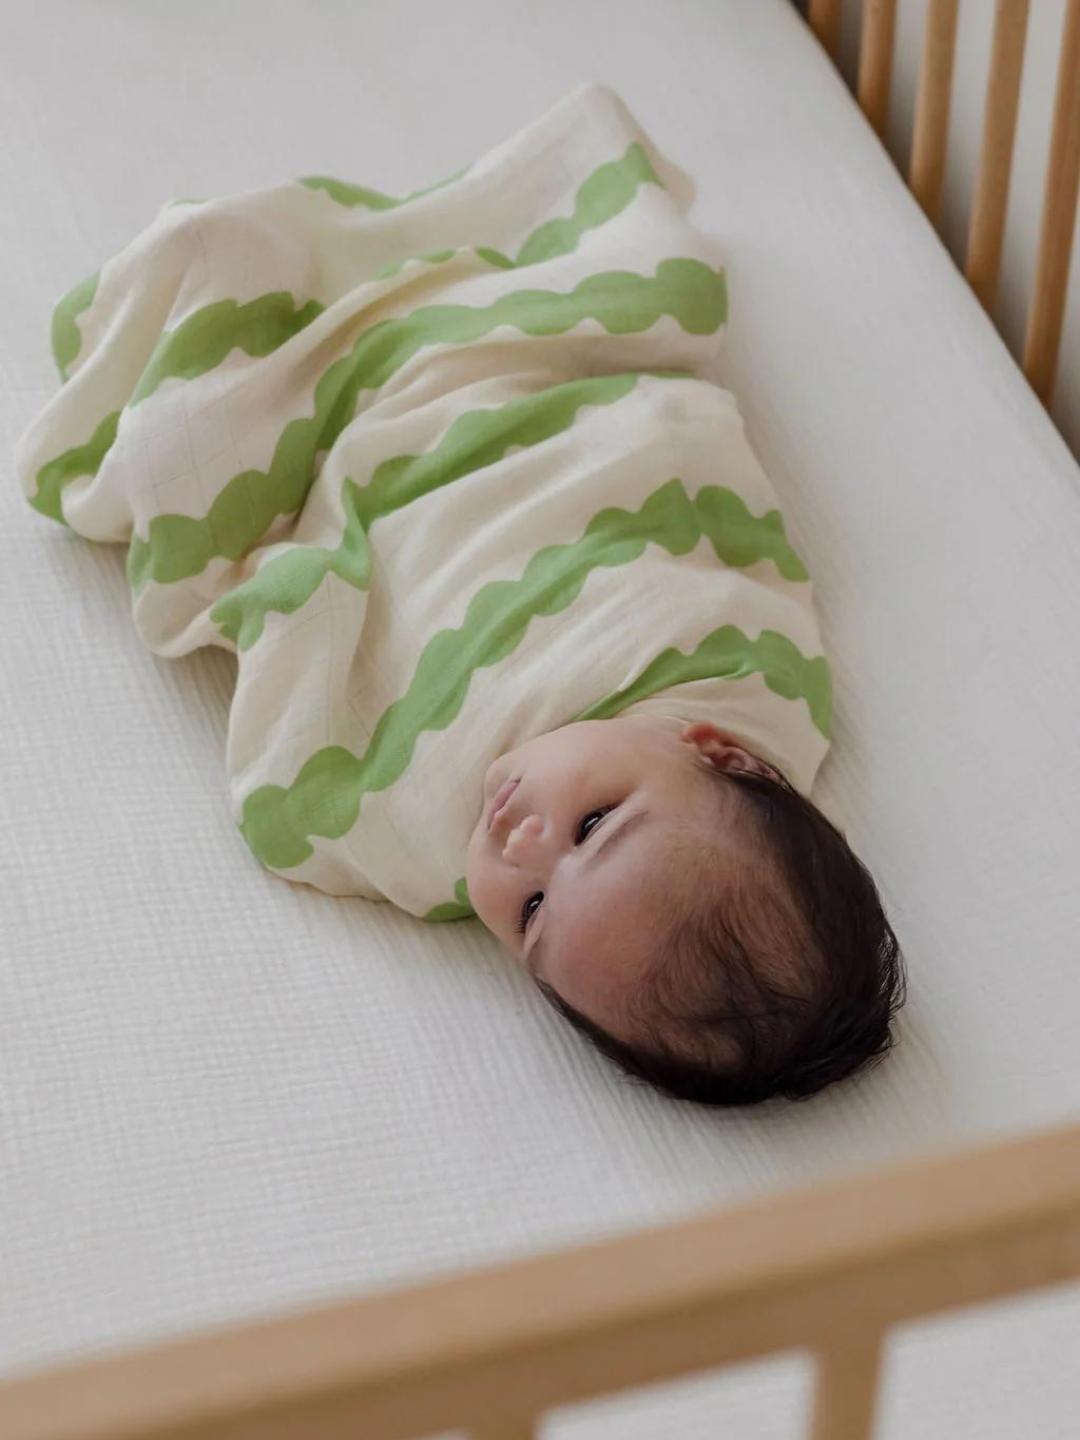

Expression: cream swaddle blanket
xmin=16 ymin=80 xmax=833 ymax=920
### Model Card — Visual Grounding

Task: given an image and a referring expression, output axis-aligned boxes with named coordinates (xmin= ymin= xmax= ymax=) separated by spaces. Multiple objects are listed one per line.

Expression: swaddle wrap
xmin=15 ymin=80 xmax=833 ymax=920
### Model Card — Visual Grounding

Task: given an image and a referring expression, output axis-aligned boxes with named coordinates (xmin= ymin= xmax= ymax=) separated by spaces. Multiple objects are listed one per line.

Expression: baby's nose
xmin=503 ymin=812 xmax=546 ymax=864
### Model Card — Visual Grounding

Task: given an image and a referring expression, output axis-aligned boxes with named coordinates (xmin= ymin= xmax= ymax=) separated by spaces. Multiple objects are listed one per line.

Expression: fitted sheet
xmin=2 ymin=3 xmax=1079 ymax=1437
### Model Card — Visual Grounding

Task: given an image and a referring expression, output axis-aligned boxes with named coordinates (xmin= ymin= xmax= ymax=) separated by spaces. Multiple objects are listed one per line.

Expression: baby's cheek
xmin=464 ymin=834 xmax=500 ymax=933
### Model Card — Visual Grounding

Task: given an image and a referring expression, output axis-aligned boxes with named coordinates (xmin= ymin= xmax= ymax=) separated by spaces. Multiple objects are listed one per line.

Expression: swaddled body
xmin=268 ymin=356 xmax=833 ymax=917
xmin=16 ymin=81 xmax=832 ymax=926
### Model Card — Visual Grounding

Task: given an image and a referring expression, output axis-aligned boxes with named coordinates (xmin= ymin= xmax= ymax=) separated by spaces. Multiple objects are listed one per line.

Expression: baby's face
xmin=465 ymin=715 xmax=771 ymax=1042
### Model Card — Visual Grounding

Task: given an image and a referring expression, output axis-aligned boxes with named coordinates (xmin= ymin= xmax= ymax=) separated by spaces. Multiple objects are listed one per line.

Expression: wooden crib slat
xmin=909 ymin=0 xmax=961 ymax=223
xmin=966 ymin=0 xmax=1031 ymax=311
xmin=1023 ymin=0 xmax=1080 ymax=404
xmin=808 ymin=0 xmax=843 ymax=60
xmin=808 ymin=1337 xmax=883 ymax=1440
xmin=471 ymin=1421 xmax=537 ymax=1440
xmin=858 ymin=0 xmax=898 ymax=136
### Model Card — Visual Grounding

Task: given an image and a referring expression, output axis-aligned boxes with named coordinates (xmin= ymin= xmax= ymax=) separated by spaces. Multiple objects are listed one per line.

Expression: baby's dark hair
xmin=535 ymin=763 xmax=907 ymax=1107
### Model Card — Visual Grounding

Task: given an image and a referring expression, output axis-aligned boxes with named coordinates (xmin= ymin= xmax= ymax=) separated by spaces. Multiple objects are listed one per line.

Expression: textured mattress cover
xmin=2 ymin=3 xmax=1078 ymax=1437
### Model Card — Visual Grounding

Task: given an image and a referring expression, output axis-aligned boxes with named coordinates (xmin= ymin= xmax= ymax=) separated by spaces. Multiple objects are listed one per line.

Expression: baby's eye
xmin=575 ymin=806 xmax=614 ymax=844
xmin=517 ymin=892 xmax=543 ymax=934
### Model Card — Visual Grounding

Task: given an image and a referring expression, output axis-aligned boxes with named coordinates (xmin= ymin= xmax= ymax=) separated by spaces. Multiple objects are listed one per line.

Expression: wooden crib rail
xmin=1 ymin=1120 xmax=1078 ymax=1440
xmin=966 ymin=0 xmax=1030 ymax=311
xmin=806 ymin=0 xmax=1080 ymax=408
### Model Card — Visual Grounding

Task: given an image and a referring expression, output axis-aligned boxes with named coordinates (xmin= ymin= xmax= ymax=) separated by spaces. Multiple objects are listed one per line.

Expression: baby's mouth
xmin=486 ymin=776 xmax=520 ymax=831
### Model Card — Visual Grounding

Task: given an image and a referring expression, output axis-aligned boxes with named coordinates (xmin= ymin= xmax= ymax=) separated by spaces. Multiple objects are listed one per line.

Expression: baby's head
xmin=465 ymin=715 xmax=906 ymax=1106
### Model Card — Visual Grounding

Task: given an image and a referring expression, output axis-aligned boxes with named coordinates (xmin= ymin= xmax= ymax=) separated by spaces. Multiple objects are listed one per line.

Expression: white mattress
xmin=2 ymin=2 xmax=1079 ymax=1436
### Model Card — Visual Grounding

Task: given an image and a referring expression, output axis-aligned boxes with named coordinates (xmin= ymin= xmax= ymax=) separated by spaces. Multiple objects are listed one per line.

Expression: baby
xmin=16 ymin=82 xmax=907 ymax=1109
xmin=466 ymin=714 xmax=905 ymax=1108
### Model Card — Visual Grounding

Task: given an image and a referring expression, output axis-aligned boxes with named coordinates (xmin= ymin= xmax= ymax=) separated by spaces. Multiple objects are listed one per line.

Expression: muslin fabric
xmin=15 ymin=80 xmax=832 ymax=917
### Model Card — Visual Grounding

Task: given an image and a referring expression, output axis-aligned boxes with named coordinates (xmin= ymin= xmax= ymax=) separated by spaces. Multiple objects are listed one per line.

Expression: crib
xmin=2 ymin=3 xmax=1079 ymax=1438
xmin=1 ymin=1122 xmax=1078 ymax=1440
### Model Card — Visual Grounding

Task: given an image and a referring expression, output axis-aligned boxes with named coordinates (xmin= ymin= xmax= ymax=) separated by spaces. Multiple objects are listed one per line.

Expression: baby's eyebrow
xmin=584 ymin=806 xmax=651 ymax=871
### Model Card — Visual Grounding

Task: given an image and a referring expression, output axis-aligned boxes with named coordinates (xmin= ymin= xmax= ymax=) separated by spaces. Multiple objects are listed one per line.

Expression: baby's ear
xmin=680 ymin=721 xmax=784 ymax=783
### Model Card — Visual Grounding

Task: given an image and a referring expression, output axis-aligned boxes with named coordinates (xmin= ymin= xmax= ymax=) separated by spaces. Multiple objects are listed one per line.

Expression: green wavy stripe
xmin=425 ymin=618 xmax=833 ymax=922
xmin=369 ymin=143 xmax=662 ymax=280
xmin=50 ymin=270 xmax=100 ymax=383
xmin=519 ymin=142 xmax=662 ymax=265
xmin=575 ymin=625 xmax=833 ymax=739
xmin=45 ymin=198 xmax=218 ymax=389
xmin=211 ymin=371 xmax=643 ymax=649
xmin=30 ymin=292 xmax=323 ymax=520
xmin=374 ymin=245 xmax=516 ymax=283
xmin=374 ymin=249 xmax=462 ymax=282
xmin=130 ymin=293 xmax=326 ymax=405
xmin=27 ymin=409 xmax=121 ymax=525
xmin=423 ymin=878 xmax=474 ymax=922
xmin=32 ymin=144 xmax=676 ymax=539
xmin=133 ymin=143 xmax=662 ymax=408
xmin=126 ymin=259 xmax=727 ymax=593
xmin=212 ymin=370 xmax=806 ymax=651
xmin=237 ymin=474 xmax=819 ymax=871
xmin=296 ymin=164 xmax=471 ymax=210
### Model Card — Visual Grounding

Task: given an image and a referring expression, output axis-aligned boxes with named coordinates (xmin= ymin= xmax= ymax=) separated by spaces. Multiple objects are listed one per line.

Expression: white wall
xmin=833 ymin=0 xmax=1080 ymax=460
